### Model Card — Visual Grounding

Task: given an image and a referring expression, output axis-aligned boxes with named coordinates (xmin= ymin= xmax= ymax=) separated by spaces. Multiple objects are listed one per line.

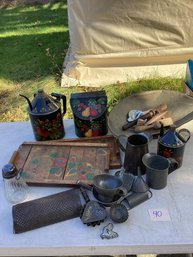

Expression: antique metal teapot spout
xmin=19 ymin=94 xmax=33 ymax=111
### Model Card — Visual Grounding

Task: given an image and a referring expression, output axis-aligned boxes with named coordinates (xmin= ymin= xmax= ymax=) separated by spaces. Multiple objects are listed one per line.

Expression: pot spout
xmin=20 ymin=94 xmax=33 ymax=111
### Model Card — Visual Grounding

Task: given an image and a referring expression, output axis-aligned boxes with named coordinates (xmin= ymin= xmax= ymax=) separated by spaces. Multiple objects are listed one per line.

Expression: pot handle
xmin=76 ymin=180 xmax=93 ymax=191
xmin=51 ymin=93 xmax=66 ymax=116
xmin=177 ymin=128 xmax=191 ymax=143
xmin=117 ymin=186 xmax=128 ymax=197
xmin=118 ymin=135 xmax=127 ymax=152
xmin=168 ymin=157 xmax=179 ymax=174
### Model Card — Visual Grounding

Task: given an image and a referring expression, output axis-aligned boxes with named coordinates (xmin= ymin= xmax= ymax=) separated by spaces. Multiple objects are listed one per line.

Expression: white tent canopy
xmin=62 ymin=0 xmax=193 ymax=87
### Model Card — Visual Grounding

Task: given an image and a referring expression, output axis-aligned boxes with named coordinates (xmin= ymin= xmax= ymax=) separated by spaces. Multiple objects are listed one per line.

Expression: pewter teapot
xmin=20 ymin=89 xmax=66 ymax=141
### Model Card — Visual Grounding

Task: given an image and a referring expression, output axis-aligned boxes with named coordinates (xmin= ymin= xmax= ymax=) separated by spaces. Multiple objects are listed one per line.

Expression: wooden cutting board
xmin=9 ymin=141 xmax=111 ymax=187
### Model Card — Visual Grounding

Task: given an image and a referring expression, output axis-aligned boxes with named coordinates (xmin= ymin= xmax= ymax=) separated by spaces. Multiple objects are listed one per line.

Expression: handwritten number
xmin=152 ymin=210 xmax=162 ymax=218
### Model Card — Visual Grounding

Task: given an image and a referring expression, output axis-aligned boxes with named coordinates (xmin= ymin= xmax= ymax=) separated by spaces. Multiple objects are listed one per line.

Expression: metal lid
xmin=29 ymin=89 xmax=59 ymax=114
xmin=70 ymin=90 xmax=107 ymax=121
xmin=2 ymin=163 xmax=17 ymax=179
xmin=160 ymin=125 xmax=184 ymax=146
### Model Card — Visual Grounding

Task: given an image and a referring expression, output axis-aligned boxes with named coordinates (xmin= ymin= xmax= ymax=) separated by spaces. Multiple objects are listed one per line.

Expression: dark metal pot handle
xmin=118 ymin=135 xmax=127 ymax=152
xmin=51 ymin=93 xmax=66 ymax=116
xmin=168 ymin=158 xmax=179 ymax=174
xmin=177 ymin=128 xmax=191 ymax=143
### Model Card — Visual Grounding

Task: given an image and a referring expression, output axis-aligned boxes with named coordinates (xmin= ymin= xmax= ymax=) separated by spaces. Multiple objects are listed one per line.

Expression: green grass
xmin=0 ymin=1 xmax=69 ymax=121
xmin=0 ymin=1 xmax=183 ymax=122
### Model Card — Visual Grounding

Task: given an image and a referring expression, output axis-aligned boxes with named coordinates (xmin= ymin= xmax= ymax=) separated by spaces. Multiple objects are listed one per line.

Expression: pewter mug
xmin=118 ymin=134 xmax=149 ymax=175
xmin=142 ymin=153 xmax=178 ymax=190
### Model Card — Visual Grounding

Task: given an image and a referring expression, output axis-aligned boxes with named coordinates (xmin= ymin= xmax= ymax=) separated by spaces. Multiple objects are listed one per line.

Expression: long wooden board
xmin=9 ymin=141 xmax=110 ymax=186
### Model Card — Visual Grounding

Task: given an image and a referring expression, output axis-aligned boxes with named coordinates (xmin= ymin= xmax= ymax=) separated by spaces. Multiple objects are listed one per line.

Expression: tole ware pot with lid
xmin=20 ymin=89 xmax=66 ymax=141
xmin=157 ymin=125 xmax=191 ymax=170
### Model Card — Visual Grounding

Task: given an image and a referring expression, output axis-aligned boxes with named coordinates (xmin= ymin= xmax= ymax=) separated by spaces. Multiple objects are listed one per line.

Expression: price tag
xmin=148 ymin=208 xmax=171 ymax=221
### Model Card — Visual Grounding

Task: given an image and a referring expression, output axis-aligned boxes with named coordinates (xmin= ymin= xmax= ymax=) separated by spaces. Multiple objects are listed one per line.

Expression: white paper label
xmin=148 ymin=208 xmax=171 ymax=221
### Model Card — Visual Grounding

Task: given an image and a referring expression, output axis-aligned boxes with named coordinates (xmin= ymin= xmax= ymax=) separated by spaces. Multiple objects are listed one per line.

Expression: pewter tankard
xmin=118 ymin=134 xmax=149 ymax=175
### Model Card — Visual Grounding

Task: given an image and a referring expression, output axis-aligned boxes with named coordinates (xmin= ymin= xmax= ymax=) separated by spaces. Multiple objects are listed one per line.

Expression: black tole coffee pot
xmin=20 ymin=89 xmax=66 ymax=141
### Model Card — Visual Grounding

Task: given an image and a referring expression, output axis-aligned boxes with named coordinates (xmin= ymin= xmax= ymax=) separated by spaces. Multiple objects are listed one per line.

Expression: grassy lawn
xmin=0 ymin=1 xmax=183 ymax=122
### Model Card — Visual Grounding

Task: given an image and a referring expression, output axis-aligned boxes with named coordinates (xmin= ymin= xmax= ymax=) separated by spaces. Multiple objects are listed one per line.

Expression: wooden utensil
xmin=134 ymin=117 xmax=173 ymax=132
xmin=122 ymin=104 xmax=168 ymax=130
xmin=145 ymin=110 xmax=168 ymax=125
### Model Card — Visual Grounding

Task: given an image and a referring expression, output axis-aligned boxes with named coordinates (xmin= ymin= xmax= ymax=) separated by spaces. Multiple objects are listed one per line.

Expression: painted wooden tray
xmin=9 ymin=141 xmax=111 ymax=186
xmin=58 ymin=135 xmax=121 ymax=169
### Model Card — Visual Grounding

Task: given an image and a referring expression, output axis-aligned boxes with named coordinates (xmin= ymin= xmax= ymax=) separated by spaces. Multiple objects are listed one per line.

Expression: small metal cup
xmin=142 ymin=153 xmax=172 ymax=190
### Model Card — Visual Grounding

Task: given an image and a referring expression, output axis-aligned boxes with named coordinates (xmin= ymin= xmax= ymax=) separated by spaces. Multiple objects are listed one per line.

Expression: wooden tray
xmin=9 ymin=141 xmax=111 ymax=187
xmin=58 ymin=135 xmax=121 ymax=169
